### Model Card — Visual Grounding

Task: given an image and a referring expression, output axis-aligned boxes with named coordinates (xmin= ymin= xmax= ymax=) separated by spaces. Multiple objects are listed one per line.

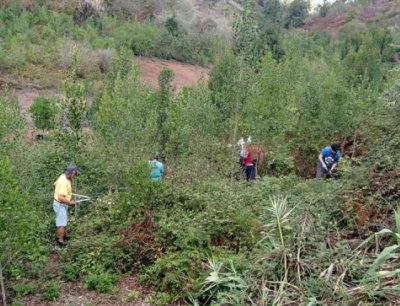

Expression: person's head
xmin=331 ymin=144 xmax=340 ymax=154
xmin=153 ymin=154 xmax=160 ymax=161
xmin=65 ymin=164 xmax=79 ymax=179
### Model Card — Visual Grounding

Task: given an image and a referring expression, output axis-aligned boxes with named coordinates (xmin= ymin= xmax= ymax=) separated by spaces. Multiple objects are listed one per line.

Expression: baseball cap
xmin=65 ymin=164 xmax=80 ymax=176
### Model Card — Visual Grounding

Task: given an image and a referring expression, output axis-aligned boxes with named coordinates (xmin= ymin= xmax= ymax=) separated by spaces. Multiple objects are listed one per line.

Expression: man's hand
xmin=323 ymin=164 xmax=328 ymax=171
xmin=69 ymin=200 xmax=76 ymax=206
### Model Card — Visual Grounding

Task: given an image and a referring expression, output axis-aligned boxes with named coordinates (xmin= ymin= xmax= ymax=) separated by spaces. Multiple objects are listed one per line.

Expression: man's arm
xmin=58 ymin=194 xmax=75 ymax=206
xmin=330 ymin=162 xmax=338 ymax=173
xmin=318 ymin=153 xmax=328 ymax=170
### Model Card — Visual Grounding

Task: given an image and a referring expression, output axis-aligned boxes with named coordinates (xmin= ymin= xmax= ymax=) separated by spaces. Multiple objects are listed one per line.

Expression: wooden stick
xmin=0 ymin=262 xmax=7 ymax=306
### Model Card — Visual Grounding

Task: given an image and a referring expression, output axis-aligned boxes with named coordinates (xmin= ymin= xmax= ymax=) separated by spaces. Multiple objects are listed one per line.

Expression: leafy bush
xmin=85 ymin=272 xmax=119 ymax=293
xmin=13 ymin=283 xmax=37 ymax=297
xmin=42 ymin=280 xmax=60 ymax=301
xmin=28 ymin=96 xmax=56 ymax=131
xmin=61 ymin=263 xmax=80 ymax=281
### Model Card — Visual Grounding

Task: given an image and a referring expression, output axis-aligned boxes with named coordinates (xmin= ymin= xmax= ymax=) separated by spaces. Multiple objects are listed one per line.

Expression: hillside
xmin=3 ymin=57 xmax=209 ymax=124
xmin=1 ymin=1 xmax=400 ymax=306
xmin=304 ymin=0 xmax=400 ymax=34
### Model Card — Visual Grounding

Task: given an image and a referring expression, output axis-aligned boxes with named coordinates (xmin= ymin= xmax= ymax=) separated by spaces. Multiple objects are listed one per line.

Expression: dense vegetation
xmin=1 ymin=0 xmax=400 ymax=305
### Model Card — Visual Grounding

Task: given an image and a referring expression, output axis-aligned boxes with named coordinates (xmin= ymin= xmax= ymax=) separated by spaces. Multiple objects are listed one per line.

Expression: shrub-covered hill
xmin=305 ymin=0 xmax=400 ymax=34
xmin=1 ymin=0 xmax=400 ymax=305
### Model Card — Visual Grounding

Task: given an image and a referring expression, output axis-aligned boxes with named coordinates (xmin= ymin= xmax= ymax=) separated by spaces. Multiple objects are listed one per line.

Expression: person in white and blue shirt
xmin=148 ymin=154 xmax=164 ymax=181
xmin=316 ymin=144 xmax=341 ymax=179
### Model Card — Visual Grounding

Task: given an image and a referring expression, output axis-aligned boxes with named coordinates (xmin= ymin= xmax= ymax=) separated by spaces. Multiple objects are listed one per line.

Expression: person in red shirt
xmin=243 ymin=146 xmax=255 ymax=182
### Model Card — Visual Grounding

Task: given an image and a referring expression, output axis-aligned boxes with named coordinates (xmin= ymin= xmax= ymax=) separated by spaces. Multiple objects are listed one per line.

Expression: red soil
xmin=135 ymin=56 xmax=209 ymax=91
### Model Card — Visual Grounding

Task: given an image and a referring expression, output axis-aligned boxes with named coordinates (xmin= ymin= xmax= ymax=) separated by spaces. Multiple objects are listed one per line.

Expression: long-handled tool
xmin=72 ymin=193 xmax=91 ymax=218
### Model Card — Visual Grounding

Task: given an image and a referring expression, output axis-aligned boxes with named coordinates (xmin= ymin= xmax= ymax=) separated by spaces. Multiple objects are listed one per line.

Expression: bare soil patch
xmin=303 ymin=1 xmax=400 ymax=33
xmin=135 ymin=56 xmax=209 ymax=92
xmin=2 ymin=57 xmax=210 ymax=120
xmin=18 ymin=275 xmax=152 ymax=306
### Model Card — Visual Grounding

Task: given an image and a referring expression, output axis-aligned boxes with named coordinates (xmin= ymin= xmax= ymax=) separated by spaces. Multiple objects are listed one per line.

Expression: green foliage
xmin=0 ymin=4 xmax=225 ymax=70
xmin=61 ymin=263 xmax=80 ymax=281
xmin=166 ymin=85 xmax=220 ymax=181
xmin=358 ymin=207 xmax=400 ymax=277
xmin=13 ymin=283 xmax=37 ymax=297
xmin=158 ymin=68 xmax=174 ymax=158
xmin=28 ymin=96 xmax=56 ymax=131
xmin=42 ymin=280 xmax=60 ymax=301
xmin=59 ymin=45 xmax=88 ymax=136
xmin=232 ymin=1 xmax=261 ymax=66
xmin=259 ymin=196 xmax=295 ymax=250
xmin=0 ymin=91 xmax=25 ymax=150
xmin=2 ymin=2 xmax=400 ymax=305
xmin=194 ymin=259 xmax=247 ymax=305
xmin=85 ymin=272 xmax=118 ymax=293
xmin=340 ymin=27 xmax=394 ymax=88
xmin=318 ymin=0 xmax=330 ymax=17
xmin=0 ymin=157 xmax=39 ymax=267
xmin=61 ymin=235 xmax=129 ymax=275
xmin=264 ymin=0 xmax=284 ymax=24
xmin=145 ymin=292 xmax=172 ymax=306
xmin=94 ymin=50 xmax=159 ymax=188
xmin=165 ymin=15 xmax=179 ymax=36
xmin=283 ymin=0 xmax=310 ymax=29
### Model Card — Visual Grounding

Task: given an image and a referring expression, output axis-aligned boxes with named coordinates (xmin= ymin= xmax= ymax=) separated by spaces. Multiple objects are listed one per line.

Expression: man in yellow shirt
xmin=53 ymin=165 xmax=79 ymax=247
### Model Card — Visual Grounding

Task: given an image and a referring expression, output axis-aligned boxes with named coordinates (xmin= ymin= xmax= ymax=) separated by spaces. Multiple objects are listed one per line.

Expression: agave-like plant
xmin=259 ymin=195 xmax=295 ymax=250
xmin=257 ymin=196 xmax=295 ymax=306
xmin=190 ymin=258 xmax=247 ymax=305
xmin=358 ymin=207 xmax=400 ymax=277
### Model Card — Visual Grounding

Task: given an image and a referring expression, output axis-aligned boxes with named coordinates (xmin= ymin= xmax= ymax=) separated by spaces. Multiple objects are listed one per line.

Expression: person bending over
xmin=316 ymin=144 xmax=341 ymax=179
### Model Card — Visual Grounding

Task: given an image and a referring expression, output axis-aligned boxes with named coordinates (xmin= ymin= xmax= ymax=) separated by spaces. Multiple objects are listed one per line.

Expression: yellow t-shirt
xmin=54 ymin=174 xmax=72 ymax=202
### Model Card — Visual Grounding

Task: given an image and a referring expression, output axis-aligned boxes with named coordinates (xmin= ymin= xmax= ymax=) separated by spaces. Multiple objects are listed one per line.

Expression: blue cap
xmin=65 ymin=164 xmax=80 ymax=176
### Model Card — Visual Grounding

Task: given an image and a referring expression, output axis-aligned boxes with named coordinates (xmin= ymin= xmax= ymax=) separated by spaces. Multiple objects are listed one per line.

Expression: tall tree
xmin=158 ymin=68 xmax=175 ymax=159
xmin=232 ymin=0 xmax=261 ymax=67
xmin=259 ymin=0 xmax=285 ymax=59
xmin=58 ymin=45 xmax=87 ymax=144
xmin=283 ymin=0 xmax=310 ymax=29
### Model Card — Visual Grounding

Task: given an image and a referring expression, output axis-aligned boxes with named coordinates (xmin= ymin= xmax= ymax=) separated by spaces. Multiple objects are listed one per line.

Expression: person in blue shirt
xmin=148 ymin=154 xmax=164 ymax=181
xmin=316 ymin=144 xmax=341 ymax=179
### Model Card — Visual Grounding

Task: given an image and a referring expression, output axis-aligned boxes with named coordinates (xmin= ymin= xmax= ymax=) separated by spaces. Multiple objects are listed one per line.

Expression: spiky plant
xmin=259 ymin=195 xmax=295 ymax=250
xmin=191 ymin=259 xmax=247 ymax=305
xmin=358 ymin=207 xmax=400 ymax=277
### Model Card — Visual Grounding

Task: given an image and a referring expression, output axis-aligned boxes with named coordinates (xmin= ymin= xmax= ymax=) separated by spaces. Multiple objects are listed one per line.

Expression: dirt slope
xmin=136 ymin=57 xmax=209 ymax=91
xmin=303 ymin=0 xmax=400 ymax=33
xmin=2 ymin=57 xmax=210 ymax=123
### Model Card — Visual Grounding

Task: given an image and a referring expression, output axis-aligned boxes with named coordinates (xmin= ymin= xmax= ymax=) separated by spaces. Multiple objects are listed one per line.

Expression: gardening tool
xmin=72 ymin=193 xmax=91 ymax=218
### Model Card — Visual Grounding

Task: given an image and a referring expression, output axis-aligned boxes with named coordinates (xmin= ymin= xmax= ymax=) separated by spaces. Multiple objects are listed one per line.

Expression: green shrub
xmin=61 ymin=263 xmax=80 ymax=281
xmin=145 ymin=292 xmax=172 ymax=306
xmin=127 ymin=290 xmax=141 ymax=301
xmin=42 ymin=280 xmax=60 ymax=301
xmin=28 ymin=96 xmax=56 ymax=131
xmin=85 ymin=273 xmax=119 ymax=293
xmin=13 ymin=283 xmax=37 ymax=297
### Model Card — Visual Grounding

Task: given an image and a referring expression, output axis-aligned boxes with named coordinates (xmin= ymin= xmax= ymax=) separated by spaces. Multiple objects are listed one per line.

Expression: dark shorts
xmin=316 ymin=162 xmax=334 ymax=179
